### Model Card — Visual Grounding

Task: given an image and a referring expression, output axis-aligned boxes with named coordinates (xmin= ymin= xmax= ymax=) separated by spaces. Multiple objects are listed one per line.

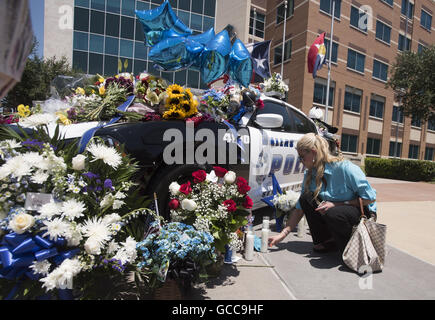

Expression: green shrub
xmin=365 ymin=157 xmax=435 ymax=182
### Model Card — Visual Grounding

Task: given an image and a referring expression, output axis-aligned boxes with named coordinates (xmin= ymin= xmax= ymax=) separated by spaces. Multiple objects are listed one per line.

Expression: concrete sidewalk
xmin=188 ymin=177 xmax=435 ymax=300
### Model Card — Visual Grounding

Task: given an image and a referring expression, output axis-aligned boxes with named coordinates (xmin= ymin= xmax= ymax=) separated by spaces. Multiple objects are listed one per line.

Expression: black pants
xmin=299 ymin=192 xmax=364 ymax=253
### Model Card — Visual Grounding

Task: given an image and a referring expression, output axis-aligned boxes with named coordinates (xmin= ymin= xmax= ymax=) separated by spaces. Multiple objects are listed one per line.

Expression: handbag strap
xmin=358 ymin=197 xmax=365 ymax=219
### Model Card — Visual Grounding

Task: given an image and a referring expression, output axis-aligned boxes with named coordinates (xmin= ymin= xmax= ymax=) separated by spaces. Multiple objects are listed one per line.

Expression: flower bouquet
xmin=260 ymin=73 xmax=289 ymax=99
xmin=162 ymin=84 xmax=199 ymax=120
xmin=0 ymin=128 xmax=152 ymax=300
xmin=272 ymin=189 xmax=300 ymax=218
xmin=168 ymin=166 xmax=252 ymax=253
xmin=136 ymin=221 xmax=216 ymax=294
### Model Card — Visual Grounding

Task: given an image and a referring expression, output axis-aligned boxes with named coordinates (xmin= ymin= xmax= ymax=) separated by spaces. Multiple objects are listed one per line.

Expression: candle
xmin=297 ymin=217 xmax=305 ymax=238
xmin=244 ymin=231 xmax=254 ymax=261
xmin=262 ymin=216 xmax=270 ymax=230
xmin=261 ymin=228 xmax=269 ymax=253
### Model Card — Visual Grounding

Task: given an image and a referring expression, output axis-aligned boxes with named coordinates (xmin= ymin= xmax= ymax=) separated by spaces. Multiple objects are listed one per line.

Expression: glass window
xmin=251 ymin=102 xmax=292 ymax=131
xmin=90 ymin=34 xmax=104 ymax=53
xmin=161 ymin=71 xmax=174 ymax=84
xmin=134 ymin=59 xmax=148 ymax=75
xmin=119 ymin=57 xmax=132 ymax=73
xmin=190 ymin=13 xmax=202 ymax=31
xmin=347 ymin=49 xmax=365 ymax=73
xmin=344 ymin=87 xmax=362 ymax=113
xmin=178 ymin=0 xmax=190 ymax=11
xmin=273 ymin=40 xmax=291 ymax=65
xmin=380 ymin=0 xmax=393 ymax=6
xmin=401 ymin=0 xmax=414 ymax=19
xmin=392 ymin=106 xmax=404 ymax=123
xmin=135 ymin=20 xmax=145 ymax=42
xmin=408 ymin=144 xmax=419 ymax=159
xmin=367 ymin=138 xmax=381 ymax=155
xmin=136 ymin=1 xmax=150 ymax=11
xmin=192 ymin=0 xmax=203 ymax=14
xmin=276 ymin=0 xmax=294 ymax=24
xmin=121 ymin=16 xmax=135 ymax=40
xmin=147 ymin=60 xmax=161 ymax=76
xmin=105 ymin=36 xmax=119 ymax=55
xmin=135 ymin=41 xmax=147 ymax=59
xmin=369 ymin=96 xmax=385 ymax=119
xmin=151 ymin=0 xmax=164 ymax=4
xmin=74 ymin=7 xmax=89 ymax=32
xmin=425 ymin=147 xmax=434 ymax=161
xmin=421 ymin=10 xmax=432 ymax=30
xmin=203 ymin=16 xmax=214 ymax=31
xmin=175 ymin=69 xmax=187 ymax=85
xmin=341 ymin=134 xmax=358 ymax=153
xmin=89 ymin=53 xmax=103 ymax=75
xmin=428 ymin=119 xmax=435 ymax=131
xmin=91 ymin=0 xmax=105 ymax=10
xmin=373 ymin=60 xmax=388 ymax=81
xmin=204 ymin=0 xmax=216 ymax=17
xmin=90 ymin=10 xmax=105 ymax=35
xmin=350 ymin=6 xmax=368 ymax=32
xmin=73 ymin=50 xmax=88 ymax=73
xmin=389 ymin=141 xmax=402 ymax=157
xmin=107 ymin=0 xmax=120 ymax=13
xmin=120 ymin=39 xmax=134 ymax=58
xmin=104 ymin=55 xmax=118 ymax=76
xmin=178 ymin=10 xmax=190 ymax=27
xmin=288 ymin=109 xmax=317 ymax=134
xmin=250 ymin=10 xmax=265 ymax=38
xmin=319 ymin=0 xmax=341 ymax=18
xmin=106 ymin=13 xmax=120 ymax=37
xmin=122 ymin=0 xmax=135 ymax=16
xmin=169 ymin=0 xmax=177 ymax=9
xmin=375 ymin=20 xmax=391 ymax=43
xmin=418 ymin=43 xmax=427 ymax=54
xmin=73 ymin=31 xmax=88 ymax=51
xmin=411 ymin=116 xmax=421 ymax=127
xmin=75 ymin=0 xmax=89 ymax=8
xmin=324 ymin=38 xmax=338 ymax=63
xmin=398 ymin=34 xmax=411 ymax=51
xmin=187 ymin=70 xmax=199 ymax=88
xmin=313 ymin=79 xmax=334 ymax=107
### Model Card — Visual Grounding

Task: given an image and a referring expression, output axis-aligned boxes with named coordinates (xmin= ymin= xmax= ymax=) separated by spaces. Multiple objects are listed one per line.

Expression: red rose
xmin=243 ymin=196 xmax=253 ymax=209
xmin=179 ymin=181 xmax=192 ymax=195
xmin=223 ymin=199 xmax=237 ymax=213
xmin=236 ymin=177 xmax=251 ymax=194
xmin=169 ymin=199 xmax=180 ymax=210
xmin=213 ymin=166 xmax=228 ymax=178
xmin=192 ymin=170 xmax=207 ymax=183
xmin=256 ymin=99 xmax=264 ymax=109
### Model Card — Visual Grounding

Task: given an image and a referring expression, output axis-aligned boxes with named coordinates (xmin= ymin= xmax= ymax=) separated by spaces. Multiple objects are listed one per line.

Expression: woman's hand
xmin=315 ymin=201 xmax=336 ymax=215
xmin=268 ymin=229 xmax=289 ymax=247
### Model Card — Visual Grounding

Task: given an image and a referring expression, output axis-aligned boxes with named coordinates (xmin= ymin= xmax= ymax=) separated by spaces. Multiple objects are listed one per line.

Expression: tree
xmin=387 ymin=45 xmax=435 ymax=122
xmin=3 ymin=39 xmax=77 ymax=111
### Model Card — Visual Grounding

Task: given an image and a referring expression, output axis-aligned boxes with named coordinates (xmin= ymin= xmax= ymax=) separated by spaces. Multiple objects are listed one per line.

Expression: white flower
xmin=23 ymin=152 xmax=44 ymax=167
xmin=30 ymin=260 xmax=51 ymax=276
xmin=1 ymin=139 xmax=21 ymax=149
xmin=114 ymin=191 xmax=126 ymax=199
xmin=113 ymin=200 xmax=124 ymax=210
xmin=80 ymin=217 xmax=112 ymax=245
xmin=71 ymin=154 xmax=86 ymax=171
xmin=86 ymin=143 xmax=122 ymax=169
xmin=40 ymin=258 xmax=81 ymax=291
xmin=31 ymin=170 xmax=49 ymax=184
xmin=181 ymin=199 xmax=197 ymax=211
xmin=102 ymin=213 xmax=121 ymax=225
xmin=206 ymin=170 xmax=218 ymax=183
xmin=84 ymin=237 xmax=103 ymax=255
xmin=20 ymin=113 xmax=58 ymax=127
xmin=106 ymin=240 xmax=120 ymax=255
xmin=38 ymin=201 xmax=62 ymax=219
xmin=65 ymin=227 xmax=83 ymax=247
xmin=100 ymin=194 xmax=113 ymax=208
xmin=41 ymin=218 xmax=72 ymax=241
xmin=224 ymin=171 xmax=237 ymax=184
xmin=0 ymin=155 xmax=32 ymax=179
xmin=9 ymin=213 xmax=35 ymax=234
xmin=112 ymin=236 xmax=137 ymax=264
xmin=61 ymin=199 xmax=86 ymax=220
xmin=169 ymin=182 xmax=181 ymax=196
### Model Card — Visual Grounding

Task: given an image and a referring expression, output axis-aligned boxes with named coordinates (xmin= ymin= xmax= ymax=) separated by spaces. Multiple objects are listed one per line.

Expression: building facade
xmin=264 ymin=0 xmax=435 ymax=162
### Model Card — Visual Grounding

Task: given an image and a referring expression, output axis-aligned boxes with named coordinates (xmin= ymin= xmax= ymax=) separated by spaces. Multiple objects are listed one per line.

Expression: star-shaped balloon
xmin=227 ymin=39 xmax=253 ymax=87
xmin=261 ymin=173 xmax=285 ymax=232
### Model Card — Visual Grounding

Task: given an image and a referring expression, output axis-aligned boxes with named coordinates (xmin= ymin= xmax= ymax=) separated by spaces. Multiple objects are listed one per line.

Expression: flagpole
xmin=324 ymin=0 xmax=335 ymax=123
xmin=280 ymin=1 xmax=287 ymax=78
xmin=253 ymin=8 xmax=257 ymax=43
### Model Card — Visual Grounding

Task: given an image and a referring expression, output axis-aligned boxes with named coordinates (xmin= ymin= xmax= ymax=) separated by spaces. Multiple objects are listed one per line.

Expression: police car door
xmin=246 ymin=99 xmax=306 ymax=208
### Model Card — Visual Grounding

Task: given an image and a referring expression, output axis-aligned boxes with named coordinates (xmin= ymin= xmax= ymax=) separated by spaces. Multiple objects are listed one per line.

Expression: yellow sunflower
xmin=163 ymin=107 xmax=186 ymax=120
xmin=181 ymin=100 xmax=198 ymax=117
xmin=184 ymin=88 xmax=193 ymax=101
xmin=166 ymin=84 xmax=184 ymax=97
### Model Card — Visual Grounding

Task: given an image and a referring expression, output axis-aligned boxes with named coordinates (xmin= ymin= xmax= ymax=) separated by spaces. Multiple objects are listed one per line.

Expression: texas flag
xmin=307 ymin=32 xmax=327 ymax=78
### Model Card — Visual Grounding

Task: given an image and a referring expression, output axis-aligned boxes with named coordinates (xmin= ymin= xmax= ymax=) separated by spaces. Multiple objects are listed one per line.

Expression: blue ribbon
xmin=0 ymin=232 xmax=79 ymax=299
xmin=78 ymin=95 xmax=136 ymax=153
xmin=221 ymin=119 xmax=246 ymax=163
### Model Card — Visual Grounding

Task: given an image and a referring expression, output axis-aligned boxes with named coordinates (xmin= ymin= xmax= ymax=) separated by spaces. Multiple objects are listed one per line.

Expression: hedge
xmin=364 ymin=157 xmax=435 ymax=182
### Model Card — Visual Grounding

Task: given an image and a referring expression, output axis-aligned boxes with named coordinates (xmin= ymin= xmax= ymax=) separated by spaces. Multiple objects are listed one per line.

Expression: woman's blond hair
xmin=296 ymin=133 xmax=343 ymax=200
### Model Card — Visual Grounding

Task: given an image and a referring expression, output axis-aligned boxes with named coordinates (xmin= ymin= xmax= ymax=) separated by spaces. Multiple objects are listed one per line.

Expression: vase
xmin=224 ymin=244 xmax=233 ymax=264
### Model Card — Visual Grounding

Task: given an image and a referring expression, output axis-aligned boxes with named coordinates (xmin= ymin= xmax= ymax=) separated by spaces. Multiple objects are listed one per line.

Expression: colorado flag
xmin=307 ymin=32 xmax=327 ymax=78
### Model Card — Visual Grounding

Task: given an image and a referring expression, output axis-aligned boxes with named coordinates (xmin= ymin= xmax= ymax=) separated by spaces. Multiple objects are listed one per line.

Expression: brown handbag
xmin=342 ymin=198 xmax=387 ymax=273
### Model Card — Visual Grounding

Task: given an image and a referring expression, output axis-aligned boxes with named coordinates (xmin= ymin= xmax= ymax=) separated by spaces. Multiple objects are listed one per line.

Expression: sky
xmin=29 ymin=0 xmax=45 ymax=58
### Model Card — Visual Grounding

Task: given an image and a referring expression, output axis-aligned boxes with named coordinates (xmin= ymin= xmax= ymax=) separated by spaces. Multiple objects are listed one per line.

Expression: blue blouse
xmin=295 ymin=160 xmax=377 ymax=212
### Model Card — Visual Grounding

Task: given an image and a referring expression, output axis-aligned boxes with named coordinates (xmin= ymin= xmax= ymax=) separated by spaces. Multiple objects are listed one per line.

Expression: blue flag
xmin=245 ymin=40 xmax=271 ymax=82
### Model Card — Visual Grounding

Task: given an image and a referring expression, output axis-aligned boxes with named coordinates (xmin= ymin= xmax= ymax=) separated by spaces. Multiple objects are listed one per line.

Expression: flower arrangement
xmin=0 ymin=128 xmax=152 ymax=300
xmin=136 ymin=221 xmax=216 ymax=290
xmin=261 ymin=73 xmax=289 ymax=98
xmin=134 ymin=72 xmax=168 ymax=109
xmin=168 ymin=166 xmax=252 ymax=252
xmin=199 ymin=89 xmax=231 ymax=122
xmin=272 ymin=190 xmax=300 ymax=217
xmin=163 ymin=84 xmax=199 ymax=120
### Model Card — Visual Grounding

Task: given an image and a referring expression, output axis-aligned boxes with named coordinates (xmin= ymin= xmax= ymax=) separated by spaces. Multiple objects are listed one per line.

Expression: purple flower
xmin=83 ymin=172 xmax=99 ymax=179
xmin=104 ymin=179 xmax=113 ymax=190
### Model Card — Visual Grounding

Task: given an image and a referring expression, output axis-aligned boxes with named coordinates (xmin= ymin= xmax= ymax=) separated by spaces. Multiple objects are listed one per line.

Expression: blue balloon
xmin=187 ymin=28 xmax=216 ymax=70
xmin=135 ymin=1 xmax=192 ymax=46
xmin=228 ymin=39 xmax=253 ymax=87
xmin=149 ymin=37 xmax=204 ymax=71
xmin=200 ymin=30 xmax=232 ymax=84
